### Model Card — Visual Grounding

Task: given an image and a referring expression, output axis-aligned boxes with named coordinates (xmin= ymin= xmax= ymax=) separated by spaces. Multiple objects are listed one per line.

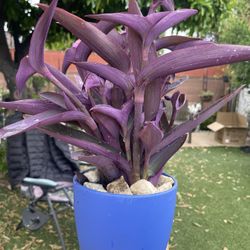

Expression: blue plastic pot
xmin=73 ymin=175 xmax=177 ymax=250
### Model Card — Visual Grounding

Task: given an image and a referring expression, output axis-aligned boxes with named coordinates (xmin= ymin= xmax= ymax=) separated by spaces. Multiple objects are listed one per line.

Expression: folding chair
xmin=17 ymin=177 xmax=74 ymax=250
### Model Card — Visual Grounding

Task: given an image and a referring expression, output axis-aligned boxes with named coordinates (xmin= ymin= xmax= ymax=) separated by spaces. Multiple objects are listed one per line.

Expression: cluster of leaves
xmin=3 ymin=0 xmax=39 ymax=42
xmin=0 ymin=0 xmax=250 ymax=185
xmin=218 ymin=0 xmax=250 ymax=86
xmin=177 ymin=0 xmax=232 ymax=37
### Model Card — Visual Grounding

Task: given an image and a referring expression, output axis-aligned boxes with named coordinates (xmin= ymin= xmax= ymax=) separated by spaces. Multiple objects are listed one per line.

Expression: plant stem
xmin=132 ymin=86 xmax=144 ymax=183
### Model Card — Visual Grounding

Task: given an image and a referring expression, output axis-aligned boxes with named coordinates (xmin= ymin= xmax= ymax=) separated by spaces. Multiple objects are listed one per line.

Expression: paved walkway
xmin=183 ymin=131 xmax=247 ymax=147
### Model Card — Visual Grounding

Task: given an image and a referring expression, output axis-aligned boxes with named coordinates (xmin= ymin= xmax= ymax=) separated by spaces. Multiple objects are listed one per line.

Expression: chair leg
xmin=47 ymin=197 xmax=66 ymax=250
xmin=62 ymin=188 xmax=73 ymax=208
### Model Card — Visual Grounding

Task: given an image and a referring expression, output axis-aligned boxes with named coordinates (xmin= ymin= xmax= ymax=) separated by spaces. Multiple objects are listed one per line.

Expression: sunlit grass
xmin=167 ymin=147 xmax=250 ymax=250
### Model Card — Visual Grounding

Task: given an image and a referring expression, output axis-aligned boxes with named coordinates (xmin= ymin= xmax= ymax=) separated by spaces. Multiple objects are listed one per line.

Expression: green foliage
xmin=218 ymin=0 xmax=250 ymax=86
xmin=199 ymin=115 xmax=216 ymax=130
xmin=174 ymin=0 xmax=232 ymax=37
xmin=26 ymin=76 xmax=50 ymax=98
xmin=3 ymin=0 xmax=40 ymax=41
xmin=0 ymin=142 xmax=7 ymax=173
xmin=46 ymin=33 xmax=74 ymax=50
xmin=200 ymin=90 xmax=214 ymax=97
xmin=86 ymin=0 xmax=127 ymax=13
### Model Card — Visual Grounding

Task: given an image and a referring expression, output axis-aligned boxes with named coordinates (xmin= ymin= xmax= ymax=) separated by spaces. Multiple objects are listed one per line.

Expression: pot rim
xmin=73 ymin=174 xmax=178 ymax=199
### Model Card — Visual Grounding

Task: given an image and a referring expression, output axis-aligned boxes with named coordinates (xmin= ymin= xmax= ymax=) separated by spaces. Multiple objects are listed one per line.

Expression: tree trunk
xmin=0 ymin=1 xmax=16 ymax=100
xmin=13 ymin=24 xmax=31 ymax=64
xmin=0 ymin=60 xmax=17 ymax=100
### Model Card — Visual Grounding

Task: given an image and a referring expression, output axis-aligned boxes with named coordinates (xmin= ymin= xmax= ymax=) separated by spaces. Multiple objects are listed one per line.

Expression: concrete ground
xmin=183 ymin=131 xmax=248 ymax=147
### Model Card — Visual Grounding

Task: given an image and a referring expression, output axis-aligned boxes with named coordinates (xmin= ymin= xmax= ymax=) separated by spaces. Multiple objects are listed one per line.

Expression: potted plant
xmin=200 ymin=90 xmax=214 ymax=102
xmin=1 ymin=0 xmax=250 ymax=249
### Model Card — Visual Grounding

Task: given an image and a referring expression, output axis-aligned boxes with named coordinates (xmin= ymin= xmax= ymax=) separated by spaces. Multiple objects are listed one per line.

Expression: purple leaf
xmin=40 ymin=124 xmax=132 ymax=174
xmin=160 ymin=103 xmax=170 ymax=133
xmin=85 ymin=74 xmax=103 ymax=93
xmin=23 ymin=0 xmax=88 ymax=113
xmin=38 ymin=4 xmax=130 ymax=72
xmin=71 ymin=152 xmax=121 ymax=182
xmin=62 ymin=21 xmax=115 ymax=74
xmin=161 ymin=76 xmax=189 ymax=96
xmin=168 ymin=91 xmax=186 ymax=111
xmin=74 ymin=74 xmax=84 ymax=89
xmin=168 ymin=40 xmax=213 ymax=51
xmin=128 ymin=31 xmax=143 ymax=78
xmin=45 ymin=64 xmax=91 ymax=108
xmin=166 ymin=91 xmax=186 ymax=127
xmin=62 ymin=40 xmax=81 ymax=73
xmin=152 ymin=85 xmax=244 ymax=155
xmin=140 ymin=44 xmax=250 ymax=83
xmin=108 ymin=30 xmax=127 ymax=50
xmin=155 ymin=35 xmax=201 ymax=50
xmin=0 ymin=99 xmax=60 ymax=115
xmin=63 ymin=93 xmax=77 ymax=111
xmin=74 ymin=62 xmax=133 ymax=94
xmin=148 ymin=0 xmax=160 ymax=15
xmin=0 ymin=110 xmax=87 ymax=139
xmin=91 ymin=100 xmax=133 ymax=133
xmin=148 ymin=134 xmax=187 ymax=184
xmin=128 ymin=0 xmax=142 ymax=15
xmin=42 ymin=124 xmax=116 ymax=151
xmin=21 ymin=1 xmax=89 ymax=113
xmin=146 ymin=12 xmax=170 ymax=25
xmin=149 ymin=0 xmax=175 ymax=14
xmin=91 ymin=101 xmax=133 ymax=161
xmin=103 ymin=81 xmax=113 ymax=104
xmin=144 ymin=9 xmax=198 ymax=49
xmin=84 ymin=74 xmax=104 ymax=106
xmin=92 ymin=112 xmax=121 ymax=149
xmin=94 ymin=20 xmax=117 ymax=34
xmin=29 ymin=0 xmax=58 ymax=73
xmin=132 ymin=86 xmax=145 ymax=181
xmin=127 ymin=0 xmax=144 ymax=78
xmin=40 ymin=92 xmax=67 ymax=109
xmin=86 ymin=13 xmax=148 ymax=36
xmin=144 ymin=78 xmax=162 ymax=121
xmin=111 ymin=86 xmax=125 ymax=108
xmin=8 ymin=0 xmax=250 ymax=186
xmin=139 ymin=122 xmax=163 ymax=155
xmin=89 ymin=89 xmax=103 ymax=106
xmin=155 ymin=104 xmax=165 ymax=126
xmin=46 ymin=64 xmax=82 ymax=95
xmin=139 ymin=121 xmax=163 ymax=178
xmin=39 ymin=65 xmax=90 ymax=114
xmin=16 ymin=56 xmax=36 ymax=94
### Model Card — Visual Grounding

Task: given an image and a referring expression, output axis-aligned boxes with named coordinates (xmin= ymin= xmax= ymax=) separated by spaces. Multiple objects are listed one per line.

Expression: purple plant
xmin=1 ymin=0 xmax=250 ymax=185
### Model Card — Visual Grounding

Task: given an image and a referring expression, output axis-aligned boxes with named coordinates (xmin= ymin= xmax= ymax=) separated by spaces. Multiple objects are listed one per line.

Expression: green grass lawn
xmin=167 ymin=147 xmax=250 ymax=250
xmin=0 ymin=147 xmax=249 ymax=250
